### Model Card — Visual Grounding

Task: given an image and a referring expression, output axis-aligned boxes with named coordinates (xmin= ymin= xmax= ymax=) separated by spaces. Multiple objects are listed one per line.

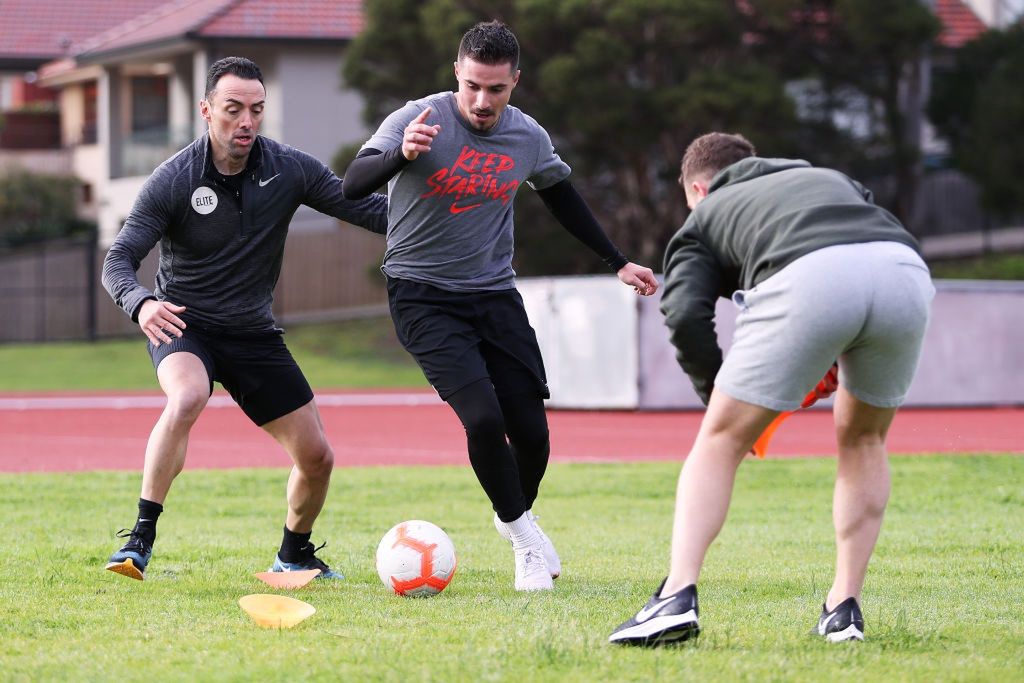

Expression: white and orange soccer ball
xmin=375 ymin=520 xmax=457 ymax=597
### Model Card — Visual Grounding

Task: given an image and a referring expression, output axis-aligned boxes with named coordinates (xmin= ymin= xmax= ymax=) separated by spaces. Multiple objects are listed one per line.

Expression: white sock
xmin=503 ymin=511 xmax=541 ymax=549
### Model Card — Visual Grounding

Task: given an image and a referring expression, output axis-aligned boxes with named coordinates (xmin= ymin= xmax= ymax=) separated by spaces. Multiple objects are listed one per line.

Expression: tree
xmin=0 ymin=170 xmax=93 ymax=248
xmin=929 ymin=26 xmax=1024 ymax=218
xmin=745 ymin=0 xmax=941 ymax=226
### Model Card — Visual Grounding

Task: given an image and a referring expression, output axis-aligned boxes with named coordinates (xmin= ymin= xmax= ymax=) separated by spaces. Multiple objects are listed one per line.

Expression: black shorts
xmin=147 ymin=327 xmax=314 ymax=426
xmin=387 ymin=277 xmax=549 ymax=401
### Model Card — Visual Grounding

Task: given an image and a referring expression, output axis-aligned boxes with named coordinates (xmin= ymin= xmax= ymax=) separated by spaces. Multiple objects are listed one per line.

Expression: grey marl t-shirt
xmin=362 ymin=92 xmax=570 ymax=291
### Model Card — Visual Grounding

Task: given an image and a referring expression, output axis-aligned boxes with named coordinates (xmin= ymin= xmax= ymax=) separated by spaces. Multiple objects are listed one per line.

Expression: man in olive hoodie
xmin=609 ymin=133 xmax=934 ymax=646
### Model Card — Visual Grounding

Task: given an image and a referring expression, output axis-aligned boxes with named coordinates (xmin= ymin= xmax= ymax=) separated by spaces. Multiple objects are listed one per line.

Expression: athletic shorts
xmin=386 ymin=277 xmax=549 ymax=401
xmin=715 ymin=241 xmax=935 ymax=411
xmin=147 ymin=326 xmax=314 ymax=426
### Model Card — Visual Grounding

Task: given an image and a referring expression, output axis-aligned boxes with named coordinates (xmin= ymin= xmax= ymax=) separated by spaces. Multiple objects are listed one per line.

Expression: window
xmin=82 ymin=81 xmax=98 ymax=144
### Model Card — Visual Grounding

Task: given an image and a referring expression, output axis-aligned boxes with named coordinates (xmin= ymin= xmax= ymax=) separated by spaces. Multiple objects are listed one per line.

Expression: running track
xmin=0 ymin=391 xmax=1021 ymax=473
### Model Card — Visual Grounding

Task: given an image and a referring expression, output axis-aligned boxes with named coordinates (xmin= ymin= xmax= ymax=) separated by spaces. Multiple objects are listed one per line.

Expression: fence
xmin=0 ymin=225 xmax=387 ymax=344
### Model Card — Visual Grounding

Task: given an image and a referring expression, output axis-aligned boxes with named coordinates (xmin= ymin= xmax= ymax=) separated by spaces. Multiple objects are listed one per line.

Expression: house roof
xmin=0 ymin=0 xmax=166 ymax=68
xmin=934 ymin=0 xmax=989 ymax=48
xmin=72 ymin=0 xmax=366 ymax=62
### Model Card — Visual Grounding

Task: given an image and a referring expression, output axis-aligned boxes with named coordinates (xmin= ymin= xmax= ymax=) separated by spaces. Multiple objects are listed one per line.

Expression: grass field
xmin=928 ymin=251 xmax=1024 ymax=280
xmin=0 ymin=317 xmax=427 ymax=392
xmin=1 ymin=455 xmax=1021 ymax=681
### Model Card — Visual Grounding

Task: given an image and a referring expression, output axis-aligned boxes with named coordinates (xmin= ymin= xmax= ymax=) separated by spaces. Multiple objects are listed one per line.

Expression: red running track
xmin=0 ymin=391 xmax=1021 ymax=473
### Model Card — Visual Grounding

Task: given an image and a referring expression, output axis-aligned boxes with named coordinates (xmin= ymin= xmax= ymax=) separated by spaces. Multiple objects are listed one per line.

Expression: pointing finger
xmin=412 ymin=107 xmax=432 ymax=125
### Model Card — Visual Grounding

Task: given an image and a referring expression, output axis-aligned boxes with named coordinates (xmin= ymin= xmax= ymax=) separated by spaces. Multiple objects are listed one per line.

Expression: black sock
xmin=133 ymin=498 xmax=163 ymax=546
xmin=279 ymin=526 xmax=312 ymax=563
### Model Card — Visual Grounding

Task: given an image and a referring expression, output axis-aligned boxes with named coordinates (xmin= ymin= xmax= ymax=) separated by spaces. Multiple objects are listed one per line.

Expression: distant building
xmin=31 ymin=0 xmax=369 ymax=244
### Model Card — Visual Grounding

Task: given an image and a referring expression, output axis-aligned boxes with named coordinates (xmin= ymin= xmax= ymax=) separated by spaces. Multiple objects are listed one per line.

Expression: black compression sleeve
xmin=342 ymin=146 xmax=410 ymax=199
xmin=536 ymin=179 xmax=629 ymax=271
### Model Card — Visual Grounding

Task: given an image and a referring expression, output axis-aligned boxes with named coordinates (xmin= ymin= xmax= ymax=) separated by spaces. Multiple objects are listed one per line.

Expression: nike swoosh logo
xmin=636 ymin=596 xmax=676 ymax=622
xmin=820 ymin=611 xmax=839 ymax=635
xmin=449 ymin=202 xmax=482 ymax=215
xmin=258 ymin=173 xmax=281 ymax=187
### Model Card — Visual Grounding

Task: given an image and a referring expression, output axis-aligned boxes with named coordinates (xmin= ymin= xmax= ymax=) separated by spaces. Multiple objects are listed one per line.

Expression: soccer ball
xmin=375 ymin=520 xmax=457 ymax=597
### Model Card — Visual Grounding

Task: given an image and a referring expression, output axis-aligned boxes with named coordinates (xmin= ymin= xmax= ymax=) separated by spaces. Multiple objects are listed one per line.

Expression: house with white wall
xmin=35 ymin=0 xmax=370 ymax=245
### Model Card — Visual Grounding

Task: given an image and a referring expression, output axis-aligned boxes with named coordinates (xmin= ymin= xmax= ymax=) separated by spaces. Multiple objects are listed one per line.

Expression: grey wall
xmin=519 ymin=276 xmax=1024 ymax=410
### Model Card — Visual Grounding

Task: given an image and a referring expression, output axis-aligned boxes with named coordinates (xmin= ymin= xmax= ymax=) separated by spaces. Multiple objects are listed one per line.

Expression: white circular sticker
xmin=190 ymin=186 xmax=218 ymax=215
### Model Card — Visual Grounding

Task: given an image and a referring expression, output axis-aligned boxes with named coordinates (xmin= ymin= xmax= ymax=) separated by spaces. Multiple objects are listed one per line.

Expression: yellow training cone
xmin=238 ymin=594 xmax=315 ymax=629
xmin=253 ymin=569 xmax=320 ymax=589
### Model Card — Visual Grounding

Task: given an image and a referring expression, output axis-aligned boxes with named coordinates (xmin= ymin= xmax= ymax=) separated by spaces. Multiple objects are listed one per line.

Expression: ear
xmin=511 ymin=69 xmax=521 ymax=88
xmin=685 ymin=178 xmax=710 ymax=210
xmin=453 ymin=61 xmax=460 ymax=80
xmin=199 ymin=98 xmax=212 ymax=122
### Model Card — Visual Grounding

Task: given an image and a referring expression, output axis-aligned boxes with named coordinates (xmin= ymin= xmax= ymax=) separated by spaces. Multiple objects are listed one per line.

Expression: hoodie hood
xmin=708 ymin=157 xmax=812 ymax=194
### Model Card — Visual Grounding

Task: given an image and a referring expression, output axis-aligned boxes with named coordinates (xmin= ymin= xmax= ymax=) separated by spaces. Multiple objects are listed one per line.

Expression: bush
xmin=0 ymin=169 xmax=94 ymax=247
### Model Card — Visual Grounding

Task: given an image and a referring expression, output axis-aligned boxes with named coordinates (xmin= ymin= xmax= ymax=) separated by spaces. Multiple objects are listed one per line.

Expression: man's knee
xmin=463 ymin=409 xmax=505 ymax=443
xmin=511 ymin=425 xmax=549 ymax=459
xmin=296 ymin=438 xmax=334 ymax=479
xmin=164 ymin=388 xmax=208 ymax=425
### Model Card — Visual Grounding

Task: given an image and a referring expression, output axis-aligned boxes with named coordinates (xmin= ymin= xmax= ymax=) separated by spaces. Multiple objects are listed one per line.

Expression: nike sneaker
xmin=105 ymin=528 xmax=153 ymax=581
xmin=609 ymin=579 xmax=700 ymax=646
xmin=494 ymin=510 xmax=561 ymax=579
xmin=813 ymin=596 xmax=864 ymax=642
xmin=513 ymin=545 xmax=553 ymax=591
xmin=270 ymin=541 xmax=344 ymax=580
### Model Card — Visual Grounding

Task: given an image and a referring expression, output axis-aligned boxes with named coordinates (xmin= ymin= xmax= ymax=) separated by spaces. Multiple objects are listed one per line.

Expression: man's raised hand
xmin=402 ymin=107 xmax=440 ymax=161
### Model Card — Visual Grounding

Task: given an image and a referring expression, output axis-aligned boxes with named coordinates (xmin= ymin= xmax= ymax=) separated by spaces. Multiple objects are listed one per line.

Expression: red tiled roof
xmin=74 ymin=0 xmax=236 ymax=59
xmin=199 ymin=0 xmax=365 ymax=39
xmin=934 ymin=0 xmax=988 ymax=48
xmin=73 ymin=0 xmax=365 ymax=61
xmin=0 ymin=0 xmax=166 ymax=62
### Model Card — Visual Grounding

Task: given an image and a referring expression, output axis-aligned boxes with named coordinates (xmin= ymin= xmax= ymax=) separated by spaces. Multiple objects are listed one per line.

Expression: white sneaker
xmin=494 ymin=511 xmax=561 ymax=579
xmin=514 ymin=546 xmax=554 ymax=591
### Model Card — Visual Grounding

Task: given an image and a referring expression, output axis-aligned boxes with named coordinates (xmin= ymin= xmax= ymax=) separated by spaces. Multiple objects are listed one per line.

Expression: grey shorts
xmin=715 ymin=241 xmax=935 ymax=411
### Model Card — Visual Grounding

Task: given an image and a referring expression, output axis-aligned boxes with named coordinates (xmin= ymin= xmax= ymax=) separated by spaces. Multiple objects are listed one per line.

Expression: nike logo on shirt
xmin=449 ymin=202 xmax=482 ymax=215
xmin=259 ymin=173 xmax=281 ymax=187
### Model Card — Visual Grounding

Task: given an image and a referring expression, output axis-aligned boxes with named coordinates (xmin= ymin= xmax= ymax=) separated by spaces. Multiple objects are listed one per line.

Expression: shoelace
xmin=115 ymin=528 xmax=151 ymax=553
xmin=294 ymin=541 xmax=331 ymax=571
xmin=521 ymin=548 xmax=546 ymax=573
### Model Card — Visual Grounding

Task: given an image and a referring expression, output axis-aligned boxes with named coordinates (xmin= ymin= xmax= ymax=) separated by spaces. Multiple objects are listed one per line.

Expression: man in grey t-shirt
xmin=344 ymin=21 xmax=659 ymax=591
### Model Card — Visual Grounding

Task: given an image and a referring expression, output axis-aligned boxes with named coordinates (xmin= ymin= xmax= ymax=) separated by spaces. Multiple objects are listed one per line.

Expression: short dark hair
xmin=457 ymin=20 xmax=519 ymax=71
xmin=679 ymin=132 xmax=756 ymax=189
xmin=205 ymin=56 xmax=264 ymax=99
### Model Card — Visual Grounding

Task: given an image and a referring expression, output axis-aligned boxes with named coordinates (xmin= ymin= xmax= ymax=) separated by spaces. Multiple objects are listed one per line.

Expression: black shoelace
xmin=115 ymin=528 xmax=152 ymax=553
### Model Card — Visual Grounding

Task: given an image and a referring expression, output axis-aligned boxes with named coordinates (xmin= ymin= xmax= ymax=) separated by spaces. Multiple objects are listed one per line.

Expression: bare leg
xmin=663 ymin=389 xmax=778 ymax=596
xmin=140 ymin=353 xmax=211 ymax=503
xmin=262 ymin=399 xmax=334 ymax=533
xmin=827 ymin=386 xmax=896 ymax=610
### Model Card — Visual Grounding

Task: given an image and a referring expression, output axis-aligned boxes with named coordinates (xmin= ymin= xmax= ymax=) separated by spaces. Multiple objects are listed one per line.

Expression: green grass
xmin=928 ymin=251 xmax=1024 ymax=280
xmin=1 ymin=455 xmax=1021 ymax=681
xmin=0 ymin=317 xmax=427 ymax=392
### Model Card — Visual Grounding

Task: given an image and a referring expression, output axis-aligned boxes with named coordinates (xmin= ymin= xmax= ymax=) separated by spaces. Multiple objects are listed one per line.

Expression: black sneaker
xmin=813 ymin=597 xmax=864 ymax=642
xmin=270 ymin=541 xmax=344 ymax=579
xmin=105 ymin=528 xmax=153 ymax=581
xmin=609 ymin=579 xmax=700 ymax=646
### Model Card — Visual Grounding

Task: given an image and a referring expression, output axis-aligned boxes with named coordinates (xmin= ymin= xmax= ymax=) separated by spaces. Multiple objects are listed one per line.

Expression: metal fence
xmin=1 ymin=225 xmax=388 ymax=344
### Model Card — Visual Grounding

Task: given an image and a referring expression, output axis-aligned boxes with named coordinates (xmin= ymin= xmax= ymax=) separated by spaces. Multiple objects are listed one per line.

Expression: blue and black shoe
xmin=105 ymin=528 xmax=153 ymax=581
xmin=270 ymin=541 xmax=344 ymax=580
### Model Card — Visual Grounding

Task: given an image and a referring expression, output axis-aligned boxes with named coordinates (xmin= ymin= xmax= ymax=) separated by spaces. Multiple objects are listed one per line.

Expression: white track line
xmin=0 ymin=392 xmax=442 ymax=411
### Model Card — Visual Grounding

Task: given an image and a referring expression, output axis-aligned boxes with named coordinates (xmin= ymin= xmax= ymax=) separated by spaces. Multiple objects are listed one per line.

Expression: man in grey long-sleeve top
xmin=609 ymin=132 xmax=934 ymax=646
xmin=101 ymin=56 xmax=387 ymax=582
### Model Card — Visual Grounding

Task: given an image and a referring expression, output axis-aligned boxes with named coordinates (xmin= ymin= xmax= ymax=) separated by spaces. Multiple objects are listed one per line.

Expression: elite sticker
xmin=191 ymin=186 xmax=218 ymax=215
